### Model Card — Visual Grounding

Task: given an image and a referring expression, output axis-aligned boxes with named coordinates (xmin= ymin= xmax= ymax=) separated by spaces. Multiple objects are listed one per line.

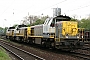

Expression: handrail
xmin=78 ymin=28 xmax=85 ymax=41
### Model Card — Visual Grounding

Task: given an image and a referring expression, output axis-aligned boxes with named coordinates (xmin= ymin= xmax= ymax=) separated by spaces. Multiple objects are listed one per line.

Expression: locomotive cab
xmin=43 ymin=15 xmax=71 ymax=38
xmin=6 ymin=27 xmax=15 ymax=39
xmin=54 ymin=16 xmax=84 ymax=49
xmin=13 ymin=24 xmax=28 ymax=41
xmin=43 ymin=15 xmax=84 ymax=50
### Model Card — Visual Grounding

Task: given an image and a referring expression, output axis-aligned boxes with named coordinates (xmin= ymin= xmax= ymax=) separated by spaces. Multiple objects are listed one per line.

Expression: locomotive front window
xmin=50 ymin=19 xmax=55 ymax=27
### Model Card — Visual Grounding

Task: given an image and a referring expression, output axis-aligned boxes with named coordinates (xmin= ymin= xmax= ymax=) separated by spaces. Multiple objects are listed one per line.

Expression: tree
xmin=79 ymin=18 xmax=90 ymax=30
xmin=70 ymin=17 xmax=78 ymax=21
xmin=22 ymin=15 xmax=39 ymax=25
xmin=31 ymin=19 xmax=44 ymax=26
xmin=21 ymin=15 xmax=49 ymax=26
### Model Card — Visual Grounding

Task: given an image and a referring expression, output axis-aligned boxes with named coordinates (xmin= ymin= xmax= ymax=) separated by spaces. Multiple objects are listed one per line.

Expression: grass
xmin=0 ymin=47 xmax=11 ymax=60
xmin=7 ymin=39 xmax=11 ymax=42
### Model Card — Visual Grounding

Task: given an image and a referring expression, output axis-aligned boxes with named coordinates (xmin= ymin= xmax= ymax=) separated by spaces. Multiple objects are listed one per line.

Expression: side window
xmin=44 ymin=18 xmax=51 ymax=25
xmin=50 ymin=19 xmax=55 ymax=27
xmin=47 ymin=19 xmax=50 ymax=25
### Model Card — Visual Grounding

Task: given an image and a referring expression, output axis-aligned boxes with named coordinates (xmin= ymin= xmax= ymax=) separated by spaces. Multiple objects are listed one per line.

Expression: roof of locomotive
xmin=53 ymin=15 xmax=71 ymax=21
xmin=8 ymin=27 xmax=15 ymax=29
xmin=18 ymin=24 xmax=27 ymax=28
xmin=7 ymin=27 xmax=15 ymax=31
xmin=18 ymin=27 xmax=28 ymax=29
xmin=16 ymin=24 xmax=28 ymax=30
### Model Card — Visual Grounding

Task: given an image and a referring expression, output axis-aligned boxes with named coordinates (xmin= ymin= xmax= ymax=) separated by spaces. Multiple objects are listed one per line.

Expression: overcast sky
xmin=0 ymin=0 xmax=90 ymax=28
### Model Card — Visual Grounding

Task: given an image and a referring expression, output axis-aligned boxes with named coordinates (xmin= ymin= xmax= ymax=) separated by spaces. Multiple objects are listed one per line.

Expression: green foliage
xmin=69 ymin=17 xmax=90 ymax=30
xmin=79 ymin=18 xmax=90 ymax=30
xmin=31 ymin=19 xmax=44 ymax=26
xmin=12 ymin=24 xmax=18 ymax=27
xmin=0 ymin=47 xmax=11 ymax=60
xmin=22 ymin=15 xmax=48 ymax=26
xmin=70 ymin=18 xmax=77 ymax=21
xmin=0 ymin=27 xmax=6 ymax=35
xmin=0 ymin=27 xmax=3 ymax=29
xmin=27 ymin=24 xmax=30 ymax=27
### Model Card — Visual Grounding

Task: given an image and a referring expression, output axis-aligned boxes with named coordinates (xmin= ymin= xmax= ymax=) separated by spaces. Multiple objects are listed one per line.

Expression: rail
xmin=0 ymin=41 xmax=45 ymax=60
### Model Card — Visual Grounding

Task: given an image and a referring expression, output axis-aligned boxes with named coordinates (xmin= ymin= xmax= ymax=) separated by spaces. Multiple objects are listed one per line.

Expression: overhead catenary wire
xmin=32 ymin=0 xmax=67 ymax=14
xmin=0 ymin=0 xmax=15 ymax=16
xmin=32 ymin=0 xmax=90 ymax=16
xmin=65 ymin=4 xmax=90 ymax=12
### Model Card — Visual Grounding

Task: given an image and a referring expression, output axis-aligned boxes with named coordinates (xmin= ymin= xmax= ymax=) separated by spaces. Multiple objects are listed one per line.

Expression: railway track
xmin=82 ymin=43 xmax=90 ymax=50
xmin=70 ymin=50 xmax=90 ymax=60
xmin=81 ymin=47 xmax=90 ymax=51
xmin=0 ymin=40 xmax=45 ymax=60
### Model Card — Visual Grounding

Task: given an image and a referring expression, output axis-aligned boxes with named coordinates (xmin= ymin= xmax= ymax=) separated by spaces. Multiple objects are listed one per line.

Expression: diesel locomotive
xmin=6 ymin=8 xmax=85 ymax=50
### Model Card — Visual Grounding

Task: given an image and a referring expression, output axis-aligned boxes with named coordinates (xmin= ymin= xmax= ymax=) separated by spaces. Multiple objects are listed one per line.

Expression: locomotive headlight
xmin=66 ymin=34 xmax=68 ymax=38
xmin=77 ymin=36 xmax=79 ymax=38
xmin=48 ymin=34 xmax=49 ymax=35
xmin=66 ymin=36 xmax=68 ymax=38
xmin=82 ymin=36 xmax=83 ymax=38
xmin=76 ymin=34 xmax=79 ymax=38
